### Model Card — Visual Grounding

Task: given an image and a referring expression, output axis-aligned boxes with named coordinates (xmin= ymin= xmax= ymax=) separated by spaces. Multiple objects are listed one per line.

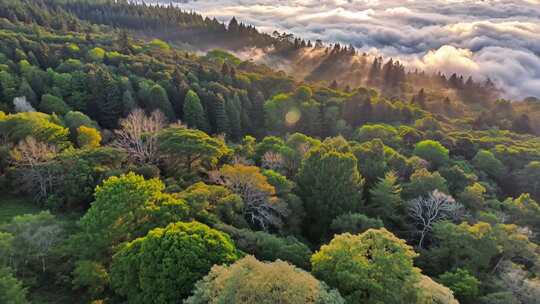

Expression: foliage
xmin=110 ymin=221 xmax=239 ymax=303
xmin=217 ymin=224 xmax=312 ymax=269
xmin=0 ymin=267 xmax=28 ymax=304
xmin=413 ymin=140 xmax=449 ymax=169
xmin=76 ymin=126 xmax=101 ymax=148
xmin=186 ymin=256 xmax=344 ymax=304
xmin=311 ymin=229 xmax=421 ymax=304
xmin=438 ymin=268 xmax=480 ymax=303
xmin=297 ymin=138 xmax=364 ymax=242
xmin=74 ymin=173 xmax=188 ymax=259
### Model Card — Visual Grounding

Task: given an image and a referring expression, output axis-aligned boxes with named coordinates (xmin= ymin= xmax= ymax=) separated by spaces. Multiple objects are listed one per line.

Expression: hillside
xmin=0 ymin=1 xmax=539 ymax=303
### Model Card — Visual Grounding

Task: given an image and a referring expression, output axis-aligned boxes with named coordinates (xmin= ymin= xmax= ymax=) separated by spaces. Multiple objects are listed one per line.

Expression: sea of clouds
xmin=155 ymin=0 xmax=540 ymax=99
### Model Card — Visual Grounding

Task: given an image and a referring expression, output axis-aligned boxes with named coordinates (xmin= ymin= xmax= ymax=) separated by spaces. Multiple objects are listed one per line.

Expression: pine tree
xmin=226 ymin=93 xmax=242 ymax=139
xmin=148 ymin=84 xmax=175 ymax=120
xmin=18 ymin=79 xmax=37 ymax=105
xmin=183 ymin=90 xmax=210 ymax=132
xmin=368 ymin=171 xmax=404 ymax=228
xmin=213 ymin=93 xmax=229 ymax=134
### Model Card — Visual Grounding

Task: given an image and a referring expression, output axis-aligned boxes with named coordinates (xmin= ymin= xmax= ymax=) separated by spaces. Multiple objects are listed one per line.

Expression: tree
xmin=216 ymin=224 xmax=312 ymax=269
xmin=112 ymin=109 xmax=166 ymax=165
xmin=367 ymin=171 xmax=403 ymax=227
xmin=2 ymin=211 xmax=63 ymax=273
xmin=472 ymin=150 xmax=506 ymax=178
xmin=404 ymin=169 xmax=449 ymax=199
xmin=183 ymin=90 xmax=210 ymax=132
xmin=38 ymin=94 xmax=71 ymax=115
xmin=74 ymin=173 xmax=188 ymax=259
xmin=76 ymin=126 xmax=101 ymax=148
xmin=89 ymin=68 xmax=122 ymax=129
xmin=186 ymin=256 xmax=344 ymax=304
xmin=330 ymin=213 xmax=383 ymax=235
xmin=408 ymin=190 xmax=464 ymax=248
xmin=226 ymin=93 xmax=242 ymax=139
xmin=148 ymin=84 xmax=175 ymax=120
xmin=297 ymin=139 xmax=364 ymax=242
xmin=9 ymin=137 xmax=58 ymax=202
xmin=0 ymin=267 xmax=28 ymax=304
xmin=515 ymin=161 xmax=540 ymax=201
xmin=438 ymin=268 xmax=480 ymax=304
xmin=110 ymin=221 xmax=239 ymax=303
xmin=209 ymin=164 xmax=287 ymax=231
xmin=413 ymin=140 xmax=449 ymax=169
xmin=157 ymin=127 xmax=229 ymax=171
xmin=311 ymin=229 xmax=421 ymax=304
xmin=72 ymin=260 xmax=109 ymax=298
xmin=417 ymin=275 xmax=459 ymax=304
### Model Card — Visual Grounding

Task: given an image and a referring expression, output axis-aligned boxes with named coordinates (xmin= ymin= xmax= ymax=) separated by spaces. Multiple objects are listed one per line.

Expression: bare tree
xmin=10 ymin=137 xmax=58 ymax=202
xmin=13 ymin=96 xmax=35 ymax=112
xmin=261 ymin=151 xmax=284 ymax=171
xmin=408 ymin=190 xmax=464 ymax=249
xmin=112 ymin=109 xmax=166 ymax=164
xmin=500 ymin=261 xmax=540 ymax=304
xmin=209 ymin=165 xmax=289 ymax=231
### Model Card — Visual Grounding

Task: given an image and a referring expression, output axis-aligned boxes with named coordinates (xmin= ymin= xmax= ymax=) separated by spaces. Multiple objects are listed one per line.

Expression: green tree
xmin=297 ymin=139 xmax=364 ymax=242
xmin=183 ymin=90 xmax=210 ymax=132
xmin=39 ymin=94 xmax=71 ymax=115
xmin=404 ymin=169 xmax=448 ymax=199
xmin=367 ymin=171 xmax=404 ymax=227
xmin=110 ymin=221 xmax=239 ymax=303
xmin=186 ymin=256 xmax=344 ymax=304
xmin=72 ymin=260 xmax=109 ymax=298
xmin=0 ymin=267 xmax=28 ymax=304
xmin=515 ymin=161 xmax=540 ymax=201
xmin=74 ymin=173 xmax=188 ymax=259
xmin=438 ymin=268 xmax=480 ymax=304
xmin=157 ymin=127 xmax=229 ymax=171
xmin=148 ymin=84 xmax=175 ymax=120
xmin=311 ymin=229 xmax=421 ymax=304
xmin=330 ymin=213 xmax=383 ymax=235
xmin=472 ymin=150 xmax=506 ymax=178
xmin=226 ymin=93 xmax=242 ymax=139
xmin=217 ymin=224 xmax=312 ymax=269
xmin=413 ymin=140 xmax=449 ymax=169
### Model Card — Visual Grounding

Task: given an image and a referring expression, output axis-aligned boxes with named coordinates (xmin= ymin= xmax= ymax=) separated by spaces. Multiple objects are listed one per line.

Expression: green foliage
xmin=0 ymin=267 xmax=28 ymax=304
xmin=472 ymin=150 xmax=506 ymax=178
xmin=217 ymin=224 xmax=312 ymax=269
xmin=157 ymin=127 xmax=229 ymax=171
xmin=72 ymin=260 xmax=109 ymax=298
xmin=311 ymin=229 xmax=421 ymax=304
xmin=148 ymin=84 xmax=174 ymax=120
xmin=367 ymin=171 xmax=403 ymax=227
xmin=297 ymin=138 xmax=364 ymax=242
xmin=330 ymin=213 xmax=383 ymax=235
xmin=75 ymin=173 xmax=188 ymax=259
xmin=404 ymin=168 xmax=448 ymax=199
xmin=413 ymin=140 xmax=449 ymax=169
xmin=186 ymin=256 xmax=344 ymax=304
xmin=0 ymin=112 xmax=69 ymax=147
xmin=110 ymin=221 xmax=239 ymax=303
xmin=87 ymin=47 xmax=105 ymax=62
xmin=438 ymin=268 xmax=480 ymax=303
xmin=183 ymin=90 xmax=210 ymax=132
xmin=355 ymin=124 xmax=401 ymax=147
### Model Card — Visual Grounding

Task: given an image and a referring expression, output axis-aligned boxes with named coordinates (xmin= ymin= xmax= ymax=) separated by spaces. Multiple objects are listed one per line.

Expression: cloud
xmin=156 ymin=0 xmax=540 ymax=99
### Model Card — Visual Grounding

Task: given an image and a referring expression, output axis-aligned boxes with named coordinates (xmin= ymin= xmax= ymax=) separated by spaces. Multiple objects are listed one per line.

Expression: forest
xmin=0 ymin=0 xmax=539 ymax=303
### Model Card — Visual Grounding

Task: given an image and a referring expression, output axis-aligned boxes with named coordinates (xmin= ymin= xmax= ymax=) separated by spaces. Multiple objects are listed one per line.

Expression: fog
xmin=153 ymin=0 xmax=540 ymax=99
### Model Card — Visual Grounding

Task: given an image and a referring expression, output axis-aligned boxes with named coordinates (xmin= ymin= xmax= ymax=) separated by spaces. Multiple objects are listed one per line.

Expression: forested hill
xmin=0 ymin=0 xmax=540 ymax=304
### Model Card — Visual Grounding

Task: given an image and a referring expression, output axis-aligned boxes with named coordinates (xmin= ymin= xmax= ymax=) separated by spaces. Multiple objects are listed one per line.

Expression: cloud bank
xmin=157 ymin=0 xmax=540 ymax=99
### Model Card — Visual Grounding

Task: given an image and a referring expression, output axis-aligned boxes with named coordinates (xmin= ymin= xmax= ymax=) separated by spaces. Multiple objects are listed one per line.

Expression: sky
xmin=156 ymin=0 xmax=540 ymax=99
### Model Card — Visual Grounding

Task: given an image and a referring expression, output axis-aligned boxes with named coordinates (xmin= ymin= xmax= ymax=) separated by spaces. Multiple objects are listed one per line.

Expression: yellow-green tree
xmin=311 ymin=229 xmax=421 ymax=304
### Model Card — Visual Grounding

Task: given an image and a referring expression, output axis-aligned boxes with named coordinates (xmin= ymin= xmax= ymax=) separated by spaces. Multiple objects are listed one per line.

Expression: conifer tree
xmin=183 ymin=90 xmax=210 ymax=132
